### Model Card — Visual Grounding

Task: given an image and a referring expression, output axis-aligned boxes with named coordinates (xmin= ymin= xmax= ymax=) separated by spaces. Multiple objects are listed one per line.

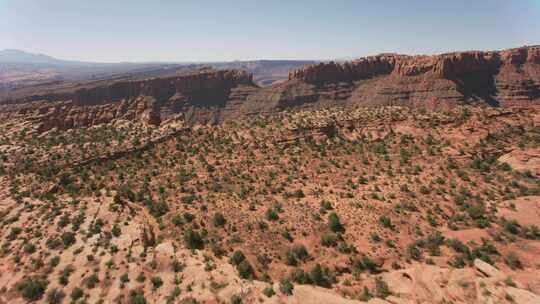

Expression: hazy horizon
xmin=1 ymin=0 xmax=539 ymax=63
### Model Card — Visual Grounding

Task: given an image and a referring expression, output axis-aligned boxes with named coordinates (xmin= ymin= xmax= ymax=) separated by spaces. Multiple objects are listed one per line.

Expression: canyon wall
xmin=1 ymin=46 xmax=539 ymax=132
xmin=2 ymin=69 xmax=256 ymax=132
xmin=284 ymin=46 xmax=540 ymax=107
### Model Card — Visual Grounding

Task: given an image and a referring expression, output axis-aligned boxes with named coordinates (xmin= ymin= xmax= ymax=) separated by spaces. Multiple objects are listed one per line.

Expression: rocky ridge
xmin=1 ymin=69 xmax=256 ymax=132
xmin=286 ymin=45 xmax=540 ymax=107
xmin=0 ymin=46 xmax=539 ymax=133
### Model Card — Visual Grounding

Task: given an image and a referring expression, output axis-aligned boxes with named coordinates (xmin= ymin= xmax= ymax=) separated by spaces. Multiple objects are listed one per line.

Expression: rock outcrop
xmin=1 ymin=46 xmax=539 ymax=132
xmin=1 ymin=69 xmax=257 ymax=131
xmin=286 ymin=45 xmax=540 ymax=107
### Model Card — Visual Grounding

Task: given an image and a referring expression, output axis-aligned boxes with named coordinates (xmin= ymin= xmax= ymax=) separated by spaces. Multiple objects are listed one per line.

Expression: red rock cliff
xmin=71 ymin=69 xmax=253 ymax=106
xmin=286 ymin=46 xmax=540 ymax=106
xmin=6 ymin=69 xmax=256 ymax=132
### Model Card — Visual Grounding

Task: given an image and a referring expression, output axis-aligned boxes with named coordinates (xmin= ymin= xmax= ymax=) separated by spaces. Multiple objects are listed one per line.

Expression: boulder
xmin=474 ymin=259 xmax=505 ymax=280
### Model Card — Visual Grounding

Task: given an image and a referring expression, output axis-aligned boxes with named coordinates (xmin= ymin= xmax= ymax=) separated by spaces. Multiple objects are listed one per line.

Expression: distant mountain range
xmin=0 ymin=49 xmax=89 ymax=66
xmin=0 ymin=50 xmax=318 ymax=94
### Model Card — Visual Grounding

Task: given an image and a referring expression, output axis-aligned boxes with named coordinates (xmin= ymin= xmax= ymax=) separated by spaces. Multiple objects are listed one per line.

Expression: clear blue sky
xmin=0 ymin=0 xmax=539 ymax=62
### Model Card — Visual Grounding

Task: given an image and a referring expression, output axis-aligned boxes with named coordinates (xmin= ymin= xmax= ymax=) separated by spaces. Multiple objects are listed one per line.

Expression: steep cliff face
xmin=1 ymin=46 xmax=539 ymax=133
xmin=285 ymin=46 xmax=540 ymax=107
xmin=4 ymin=69 xmax=256 ymax=132
xmin=70 ymin=69 xmax=253 ymax=106
xmin=288 ymin=54 xmax=402 ymax=83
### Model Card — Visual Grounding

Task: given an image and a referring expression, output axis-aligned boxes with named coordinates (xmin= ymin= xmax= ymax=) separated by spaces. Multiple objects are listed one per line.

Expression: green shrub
xmin=287 ymin=244 xmax=309 ymax=263
xmin=23 ymin=243 xmax=36 ymax=254
xmin=375 ymin=277 xmax=391 ymax=298
xmin=279 ymin=279 xmax=294 ymax=295
xmin=16 ymin=277 xmax=48 ymax=301
xmin=230 ymin=294 xmax=243 ymax=304
xmin=184 ymin=229 xmax=204 ymax=249
xmin=213 ymin=213 xmax=226 ymax=227
xmin=504 ymin=252 xmax=522 ymax=270
xmin=120 ymin=273 xmax=130 ymax=284
xmin=70 ymin=287 xmax=84 ymax=301
xmin=230 ymin=251 xmax=246 ymax=266
xmin=112 ymin=224 xmax=121 ymax=237
xmin=328 ymin=212 xmax=344 ymax=233
xmin=171 ymin=214 xmax=184 ymax=226
xmin=61 ymin=232 xmax=76 ymax=247
xmin=263 ymin=286 xmax=275 ymax=297
xmin=85 ymin=273 xmax=99 ymax=288
xmin=310 ymin=263 xmax=333 ymax=287
xmin=320 ymin=233 xmax=339 ymax=247
xmin=237 ymin=261 xmax=255 ymax=279
xmin=128 ymin=288 xmax=147 ymax=304
xmin=151 ymin=276 xmax=163 ymax=289
xmin=46 ymin=237 xmax=62 ymax=250
xmin=349 ymin=255 xmax=379 ymax=274
xmin=289 ymin=268 xmax=311 ymax=284
xmin=171 ymin=259 xmax=184 ymax=273
xmin=46 ymin=288 xmax=65 ymax=304
xmin=266 ymin=208 xmax=279 ymax=221
xmin=407 ymin=243 xmax=422 ymax=260
xmin=379 ymin=216 xmax=394 ymax=229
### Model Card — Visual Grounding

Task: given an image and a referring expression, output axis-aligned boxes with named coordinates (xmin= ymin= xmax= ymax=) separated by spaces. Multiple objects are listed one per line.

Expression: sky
xmin=0 ymin=0 xmax=539 ymax=62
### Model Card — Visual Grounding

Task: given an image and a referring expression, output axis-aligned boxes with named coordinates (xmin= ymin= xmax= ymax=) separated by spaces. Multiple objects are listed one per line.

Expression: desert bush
xmin=319 ymin=200 xmax=333 ymax=213
xmin=46 ymin=237 xmax=62 ymax=250
xmin=46 ymin=288 xmax=65 ymax=304
xmin=263 ymin=286 xmax=275 ymax=297
xmin=289 ymin=268 xmax=311 ymax=284
xmin=213 ymin=213 xmax=226 ymax=227
xmin=265 ymin=208 xmax=279 ymax=221
xmin=70 ymin=287 xmax=84 ymax=301
xmin=328 ymin=212 xmax=344 ymax=233
xmin=237 ymin=260 xmax=255 ymax=279
xmin=49 ymin=256 xmax=60 ymax=268
xmin=184 ymin=229 xmax=204 ymax=249
xmin=375 ymin=277 xmax=391 ymax=298
xmin=285 ymin=244 xmax=309 ymax=266
xmin=310 ymin=263 xmax=334 ymax=287
xmin=449 ymin=255 xmax=467 ymax=268
xmin=171 ymin=259 xmax=184 ymax=273
xmin=23 ymin=243 xmax=36 ymax=254
xmin=61 ymin=232 xmax=76 ymax=247
xmin=85 ymin=273 xmax=99 ymax=288
xmin=349 ymin=255 xmax=379 ymax=274
xmin=171 ymin=214 xmax=184 ymax=226
xmin=500 ymin=218 xmax=520 ymax=235
xmin=407 ymin=243 xmax=422 ymax=261
xmin=128 ymin=288 xmax=147 ymax=304
xmin=504 ymin=252 xmax=522 ymax=270
xmin=230 ymin=294 xmax=243 ymax=304
xmin=320 ymin=233 xmax=339 ymax=247
xmin=230 ymin=251 xmax=246 ymax=266
xmin=16 ymin=277 xmax=48 ymax=301
xmin=151 ymin=276 xmax=163 ymax=289
xmin=279 ymin=279 xmax=294 ymax=295
xmin=378 ymin=216 xmax=394 ymax=230
xmin=112 ymin=224 xmax=121 ymax=237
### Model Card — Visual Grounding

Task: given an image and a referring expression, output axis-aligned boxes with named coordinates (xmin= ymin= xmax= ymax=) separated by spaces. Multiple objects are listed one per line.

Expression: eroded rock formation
xmin=286 ymin=46 xmax=540 ymax=107
xmin=1 ymin=46 xmax=539 ymax=132
xmin=1 ymin=69 xmax=257 ymax=131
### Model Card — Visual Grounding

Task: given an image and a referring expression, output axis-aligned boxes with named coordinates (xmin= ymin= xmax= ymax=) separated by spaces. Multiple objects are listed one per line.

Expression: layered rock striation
xmin=286 ymin=46 xmax=540 ymax=107
xmin=1 ymin=69 xmax=257 ymax=131
xmin=1 ymin=46 xmax=539 ymax=132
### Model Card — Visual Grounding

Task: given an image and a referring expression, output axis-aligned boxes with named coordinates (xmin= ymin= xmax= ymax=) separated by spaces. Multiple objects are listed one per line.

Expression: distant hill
xmin=0 ymin=50 xmax=319 ymax=92
xmin=0 ymin=49 xmax=83 ymax=66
